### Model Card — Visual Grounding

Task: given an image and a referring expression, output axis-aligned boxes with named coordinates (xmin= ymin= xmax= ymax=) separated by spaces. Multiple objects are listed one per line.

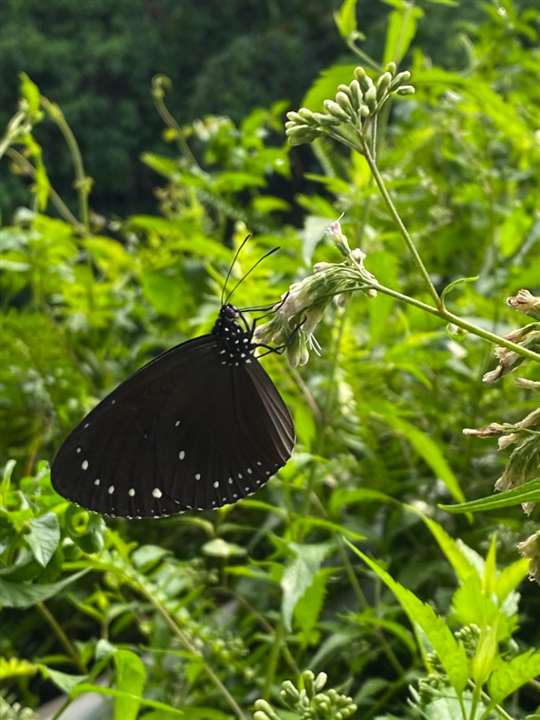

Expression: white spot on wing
xmin=128 ymin=488 xmax=135 ymax=497
xmin=195 ymin=473 xmax=201 ymax=480
xmin=179 ymin=450 xmax=186 ymax=460
xmin=213 ymin=481 xmax=219 ymax=488
xmin=108 ymin=485 xmax=115 ymax=494
xmin=76 ymin=447 xmax=82 ymax=454
xmin=152 ymin=488 xmax=162 ymax=499
xmin=247 ymin=468 xmax=252 ymax=474
xmin=175 ymin=420 xmax=181 ymax=427
xmin=81 ymin=459 xmax=89 ymax=471
xmin=94 ymin=478 xmax=100 ymax=486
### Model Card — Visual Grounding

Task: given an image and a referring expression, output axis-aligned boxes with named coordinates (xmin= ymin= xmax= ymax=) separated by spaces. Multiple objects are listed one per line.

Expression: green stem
xmin=369 ymin=281 xmax=540 ymax=365
xmin=136 ymin=583 xmax=246 ymax=720
xmin=6 ymin=148 xmax=84 ymax=231
xmin=42 ymin=98 xmax=90 ymax=231
xmin=37 ymin=602 xmax=87 ymax=674
xmin=345 ymin=38 xmax=382 ymax=72
xmin=359 ymin=135 xmax=443 ymax=310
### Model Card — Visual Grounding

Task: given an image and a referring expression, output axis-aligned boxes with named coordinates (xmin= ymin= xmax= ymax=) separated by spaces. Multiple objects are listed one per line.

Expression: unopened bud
xmin=312 ymin=112 xmax=341 ymax=127
xmin=298 ymin=107 xmax=317 ymax=125
xmin=313 ymin=671 xmax=328 ymax=691
xmin=349 ymin=79 xmax=363 ymax=110
xmin=392 ymin=70 xmax=412 ymax=87
xmin=364 ymin=85 xmax=377 ymax=110
xmin=376 ymin=72 xmax=393 ymax=99
xmin=335 ymin=91 xmax=355 ymax=118
xmin=359 ymin=104 xmax=370 ymax=118
xmin=385 ymin=61 xmax=397 ymax=75
xmin=396 ymin=85 xmax=415 ymax=95
xmin=323 ymin=99 xmax=351 ymax=123
xmin=286 ymin=111 xmax=304 ymax=124
xmin=303 ymin=670 xmax=315 ymax=699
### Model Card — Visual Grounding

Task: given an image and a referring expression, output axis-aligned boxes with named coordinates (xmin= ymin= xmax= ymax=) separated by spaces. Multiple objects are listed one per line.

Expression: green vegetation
xmin=1 ymin=1 xmax=540 ymax=718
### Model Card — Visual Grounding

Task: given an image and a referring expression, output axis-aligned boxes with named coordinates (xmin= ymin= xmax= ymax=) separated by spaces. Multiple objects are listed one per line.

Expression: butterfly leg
xmin=252 ymin=315 xmax=307 ymax=358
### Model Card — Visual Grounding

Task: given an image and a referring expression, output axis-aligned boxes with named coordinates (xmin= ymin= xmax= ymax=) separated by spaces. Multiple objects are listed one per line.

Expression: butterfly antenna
xmin=221 ymin=234 xmax=252 ymax=305
xmin=224 ymin=246 xmax=280 ymax=305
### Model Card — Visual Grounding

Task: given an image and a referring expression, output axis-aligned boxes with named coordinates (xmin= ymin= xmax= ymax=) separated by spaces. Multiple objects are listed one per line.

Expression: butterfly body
xmin=51 ymin=304 xmax=294 ymax=519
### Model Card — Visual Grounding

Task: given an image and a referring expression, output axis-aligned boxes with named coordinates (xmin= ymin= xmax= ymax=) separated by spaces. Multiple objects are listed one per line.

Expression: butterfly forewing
xmin=51 ymin=317 xmax=294 ymax=518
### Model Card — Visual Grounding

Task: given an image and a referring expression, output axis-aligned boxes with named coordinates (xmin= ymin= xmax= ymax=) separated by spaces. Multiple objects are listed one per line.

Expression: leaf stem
xmin=359 ymin=134 xmax=443 ymax=310
xmin=41 ymin=98 xmax=90 ymax=231
xmin=37 ymin=601 xmax=87 ymax=674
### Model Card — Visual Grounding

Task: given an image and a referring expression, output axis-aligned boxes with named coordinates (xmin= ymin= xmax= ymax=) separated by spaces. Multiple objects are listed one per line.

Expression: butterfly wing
xmin=51 ymin=336 xmax=294 ymax=517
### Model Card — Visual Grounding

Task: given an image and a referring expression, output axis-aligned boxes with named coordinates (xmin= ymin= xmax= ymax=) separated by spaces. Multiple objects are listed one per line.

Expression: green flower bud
xmin=286 ymin=125 xmax=320 ymax=146
xmin=303 ymin=670 xmax=315 ymax=699
xmin=349 ymin=79 xmax=363 ymax=110
xmin=359 ymin=104 xmax=370 ymax=118
xmin=335 ymin=91 xmax=355 ymax=118
xmin=254 ymin=700 xmax=281 ymax=720
xmin=364 ymin=85 xmax=377 ymax=111
xmin=312 ymin=112 xmax=341 ymax=127
xmin=376 ymin=71 xmax=393 ymax=100
xmin=323 ymin=99 xmax=351 ymax=123
xmin=281 ymin=680 xmax=301 ymax=703
xmin=314 ymin=672 xmax=328 ymax=692
xmin=286 ymin=111 xmax=305 ymax=124
xmin=392 ymin=70 xmax=412 ymax=87
xmin=298 ymin=107 xmax=318 ymax=125
xmin=385 ymin=61 xmax=397 ymax=75
xmin=396 ymin=85 xmax=415 ymax=95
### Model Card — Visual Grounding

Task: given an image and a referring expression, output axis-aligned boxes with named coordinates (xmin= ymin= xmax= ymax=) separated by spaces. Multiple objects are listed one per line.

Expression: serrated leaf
xmin=281 ymin=543 xmax=332 ymax=632
xmin=440 ymin=477 xmax=540 ymax=514
xmin=0 ymin=657 xmax=37 ymax=680
xmin=414 ymin=511 xmax=479 ymax=583
xmin=347 ymin=541 xmax=468 ymax=694
xmin=489 ymin=651 xmax=540 ymax=705
xmin=495 ymin=559 xmax=529 ymax=602
xmin=334 ymin=0 xmax=358 ymax=38
xmin=25 ymin=512 xmax=60 ymax=567
xmin=293 ymin=568 xmax=331 ymax=643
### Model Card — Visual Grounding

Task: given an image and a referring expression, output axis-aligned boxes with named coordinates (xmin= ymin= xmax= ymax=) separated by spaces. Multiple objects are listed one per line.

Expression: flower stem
xmin=359 ymin=134 xmax=443 ymax=310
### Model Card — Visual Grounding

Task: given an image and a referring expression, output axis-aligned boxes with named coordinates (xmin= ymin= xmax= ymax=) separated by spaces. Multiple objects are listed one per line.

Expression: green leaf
xmin=302 ymin=64 xmax=357 ymax=112
xmin=488 ymin=651 xmax=540 ymax=705
xmin=347 ymin=541 xmax=468 ymax=694
xmin=414 ymin=511 xmax=479 ymax=583
xmin=25 ymin=512 xmax=60 ymax=567
xmin=383 ymin=3 xmax=423 ymax=66
xmin=495 ymin=559 xmax=529 ymax=603
xmin=70 ymin=684 xmax=183 ymax=716
xmin=281 ymin=543 xmax=332 ymax=632
xmin=293 ymin=568 xmax=331 ymax=644
xmin=377 ymin=413 xmax=466 ymax=503
xmin=334 ymin=0 xmax=358 ymax=39
xmin=0 ymin=569 xmax=88 ymax=609
xmin=439 ymin=477 xmax=540 ymax=514
xmin=114 ymin=650 xmax=146 ymax=720
xmin=141 ymin=268 xmax=188 ymax=318
xmin=39 ymin=666 xmax=87 ymax=693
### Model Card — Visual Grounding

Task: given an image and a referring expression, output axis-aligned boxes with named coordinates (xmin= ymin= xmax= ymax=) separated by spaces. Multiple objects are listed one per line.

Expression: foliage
xmin=1 ymin=1 xmax=540 ymax=719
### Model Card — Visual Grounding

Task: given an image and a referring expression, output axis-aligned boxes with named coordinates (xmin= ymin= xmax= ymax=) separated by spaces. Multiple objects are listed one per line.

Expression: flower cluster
xmin=254 ymin=222 xmax=377 ymax=366
xmin=253 ymin=670 xmax=357 ymax=720
xmin=285 ymin=63 xmax=415 ymax=147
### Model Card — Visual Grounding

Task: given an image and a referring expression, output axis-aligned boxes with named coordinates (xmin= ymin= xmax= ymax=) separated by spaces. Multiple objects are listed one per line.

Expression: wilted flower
xmin=506 ymin=289 xmax=540 ymax=319
xmin=254 ymin=222 xmax=377 ymax=367
xmin=464 ymin=409 xmax=540 ymax=514
xmin=517 ymin=530 xmax=540 ymax=584
xmin=482 ymin=323 xmax=540 ymax=383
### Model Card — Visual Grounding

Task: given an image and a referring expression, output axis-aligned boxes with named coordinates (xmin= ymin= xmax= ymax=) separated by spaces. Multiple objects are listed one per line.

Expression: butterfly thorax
xmin=212 ymin=304 xmax=254 ymax=367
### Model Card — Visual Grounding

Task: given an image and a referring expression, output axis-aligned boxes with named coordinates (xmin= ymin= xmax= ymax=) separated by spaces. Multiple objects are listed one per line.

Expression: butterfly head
xmin=222 ymin=304 xmax=239 ymax=320
xmin=213 ymin=305 xmax=254 ymax=366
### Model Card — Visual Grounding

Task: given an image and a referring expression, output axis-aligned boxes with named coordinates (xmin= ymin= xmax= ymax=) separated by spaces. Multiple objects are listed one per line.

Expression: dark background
xmin=0 ymin=0 xmax=484 ymax=218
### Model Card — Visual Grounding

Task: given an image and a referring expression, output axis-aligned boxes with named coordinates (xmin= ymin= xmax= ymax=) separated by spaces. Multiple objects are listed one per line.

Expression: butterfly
xmin=51 ymin=242 xmax=295 ymax=518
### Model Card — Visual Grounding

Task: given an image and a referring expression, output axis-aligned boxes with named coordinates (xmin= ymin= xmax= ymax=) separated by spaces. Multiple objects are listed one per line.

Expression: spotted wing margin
xmin=51 ymin=335 xmax=216 ymax=516
xmin=52 ymin=338 xmax=294 ymax=518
